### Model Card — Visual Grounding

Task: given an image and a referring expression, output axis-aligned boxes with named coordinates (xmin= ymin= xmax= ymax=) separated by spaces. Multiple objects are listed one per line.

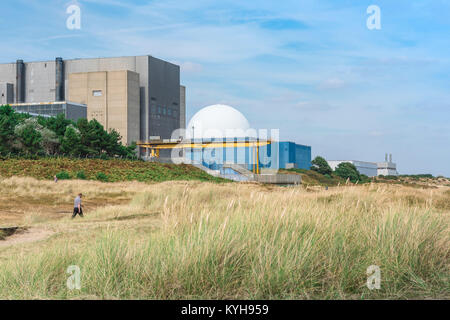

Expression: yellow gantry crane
xmin=137 ymin=139 xmax=272 ymax=174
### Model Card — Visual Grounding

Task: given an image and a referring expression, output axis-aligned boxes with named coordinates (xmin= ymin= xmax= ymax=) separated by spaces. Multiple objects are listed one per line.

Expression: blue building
xmin=279 ymin=142 xmax=311 ymax=170
xmin=183 ymin=104 xmax=312 ymax=174
xmin=185 ymin=139 xmax=311 ymax=172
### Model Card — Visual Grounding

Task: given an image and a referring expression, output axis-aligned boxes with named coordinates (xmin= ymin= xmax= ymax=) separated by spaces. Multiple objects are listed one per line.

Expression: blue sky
xmin=1 ymin=0 xmax=449 ymax=176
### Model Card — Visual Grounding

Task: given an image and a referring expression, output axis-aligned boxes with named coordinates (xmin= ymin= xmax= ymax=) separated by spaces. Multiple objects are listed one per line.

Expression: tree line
xmin=0 ymin=105 xmax=137 ymax=158
xmin=310 ymin=156 xmax=370 ymax=183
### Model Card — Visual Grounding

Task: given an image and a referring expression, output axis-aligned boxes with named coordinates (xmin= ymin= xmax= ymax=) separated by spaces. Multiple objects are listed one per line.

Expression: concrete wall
xmin=68 ymin=70 xmax=140 ymax=145
xmin=0 ymin=63 xmax=18 ymax=102
xmin=148 ymin=56 xmax=181 ymax=139
xmin=65 ymin=103 xmax=87 ymax=122
xmin=0 ymin=60 xmax=58 ymax=103
xmin=0 ymin=83 xmax=14 ymax=104
xmin=63 ymin=56 xmax=147 ymax=141
xmin=25 ymin=61 xmax=56 ymax=103
xmin=127 ymin=71 xmax=140 ymax=144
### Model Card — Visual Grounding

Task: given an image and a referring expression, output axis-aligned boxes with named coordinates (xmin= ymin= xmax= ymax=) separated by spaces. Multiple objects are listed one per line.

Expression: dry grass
xmin=0 ymin=177 xmax=448 ymax=299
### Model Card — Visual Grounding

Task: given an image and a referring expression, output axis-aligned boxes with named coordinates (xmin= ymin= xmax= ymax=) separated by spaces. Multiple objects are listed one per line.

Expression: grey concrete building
xmin=0 ymin=55 xmax=185 ymax=147
xmin=68 ymin=70 xmax=140 ymax=145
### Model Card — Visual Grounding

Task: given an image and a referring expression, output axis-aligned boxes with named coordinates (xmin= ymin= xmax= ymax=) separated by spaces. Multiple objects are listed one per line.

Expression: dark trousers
xmin=72 ymin=207 xmax=84 ymax=218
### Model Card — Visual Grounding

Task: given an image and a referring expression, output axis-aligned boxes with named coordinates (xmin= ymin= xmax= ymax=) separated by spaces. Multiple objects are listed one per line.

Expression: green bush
xmin=311 ymin=156 xmax=333 ymax=175
xmin=96 ymin=172 xmax=109 ymax=182
xmin=56 ymin=171 xmax=71 ymax=180
xmin=400 ymin=174 xmax=434 ymax=179
xmin=76 ymin=171 xmax=87 ymax=180
xmin=334 ymin=162 xmax=361 ymax=183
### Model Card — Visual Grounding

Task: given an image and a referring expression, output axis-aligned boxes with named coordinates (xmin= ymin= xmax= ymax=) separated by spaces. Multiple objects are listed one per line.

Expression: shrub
xmin=76 ymin=171 xmax=87 ymax=180
xmin=360 ymin=174 xmax=371 ymax=183
xmin=334 ymin=162 xmax=360 ymax=183
xmin=96 ymin=172 xmax=109 ymax=182
xmin=311 ymin=156 xmax=333 ymax=175
xmin=56 ymin=171 xmax=71 ymax=180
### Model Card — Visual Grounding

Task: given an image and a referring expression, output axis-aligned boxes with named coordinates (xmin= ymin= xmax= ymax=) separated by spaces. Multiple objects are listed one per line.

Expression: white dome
xmin=186 ymin=104 xmax=253 ymax=139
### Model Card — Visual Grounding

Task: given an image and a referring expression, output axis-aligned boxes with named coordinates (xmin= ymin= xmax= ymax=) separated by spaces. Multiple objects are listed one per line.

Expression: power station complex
xmin=0 ymin=56 xmax=185 ymax=146
xmin=0 ymin=55 xmax=398 ymax=181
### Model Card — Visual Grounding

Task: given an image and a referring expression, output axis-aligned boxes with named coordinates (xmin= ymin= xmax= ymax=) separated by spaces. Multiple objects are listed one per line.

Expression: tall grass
xmin=0 ymin=179 xmax=448 ymax=299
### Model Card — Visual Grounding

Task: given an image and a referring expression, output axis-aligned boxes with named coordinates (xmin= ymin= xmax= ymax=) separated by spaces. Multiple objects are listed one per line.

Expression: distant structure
xmin=138 ymin=104 xmax=311 ymax=182
xmin=0 ymin=55 xmax=185 ymax=148
xmin=327 ymin=154 xmax=399 ymax=177
xmin=327 ymin=160 xmax=379 ymax=177
xmin=185 ymin=104 xmax=312 ymax=172
xmin=376 ymin=153 xmax=399 ymax=176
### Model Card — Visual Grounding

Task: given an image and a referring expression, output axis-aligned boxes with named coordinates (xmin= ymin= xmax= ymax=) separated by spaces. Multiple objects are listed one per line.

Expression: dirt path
xmin=0 ymin=197 xmax=131 ymax=225
xmin=0 ymin=227 xmax=54 ymax=248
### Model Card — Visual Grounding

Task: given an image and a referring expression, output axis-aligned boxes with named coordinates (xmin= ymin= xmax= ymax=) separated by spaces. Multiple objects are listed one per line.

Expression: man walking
xmin=72 ymin=193 xmax=84 ymax=219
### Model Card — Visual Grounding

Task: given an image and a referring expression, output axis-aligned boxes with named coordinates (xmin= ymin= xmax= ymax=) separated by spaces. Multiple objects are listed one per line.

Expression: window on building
xmin=162 ymin=107 xmax=166 ymax=115
xmin=167 ymin=108 xmax=172 ymax=116
xmin=93 ymin=90 xmax=103 ymax=97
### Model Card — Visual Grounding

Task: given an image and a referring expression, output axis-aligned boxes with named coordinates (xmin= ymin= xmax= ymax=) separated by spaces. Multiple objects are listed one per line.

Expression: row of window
xmin=13 ymin=105 xmax=65 ymax=116
xmin=152 ymin=105 xmax=179 ymax=119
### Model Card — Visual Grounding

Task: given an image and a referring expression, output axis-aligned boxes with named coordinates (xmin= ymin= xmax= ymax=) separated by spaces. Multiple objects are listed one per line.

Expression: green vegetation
xmin=56 ymin=171 xmax=71 ymax=180
xmin=0 ymin=105 xmax=136 ymax=159
xmin=76 ymin=171 xmax=87 ymax=180
xmin=374 ymin=175 xmax=450 ymax=189
xmin=334 ymin=162 xmax=361 ymax=183
xmin=0 ymin=181 xmax=448 ymax=299
xmin=0 ymin=158 xmax=227 ymax=183
xmin=95 ymin=172 xmax=109 ymax=182
xmin=281 ymin=157 xmax=445 ymax=188
xmin=283 ymin=168 xmax=346 ymax=186
xmin=379 ymin=175 xmax=399 ymax=180
xmin=311 ymin=156 xmax=333 ymax=175
xmin=400 ymin=174 xmax=434 ymax=179
xmin=284 ymin=157 xmax=373 ymax=186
